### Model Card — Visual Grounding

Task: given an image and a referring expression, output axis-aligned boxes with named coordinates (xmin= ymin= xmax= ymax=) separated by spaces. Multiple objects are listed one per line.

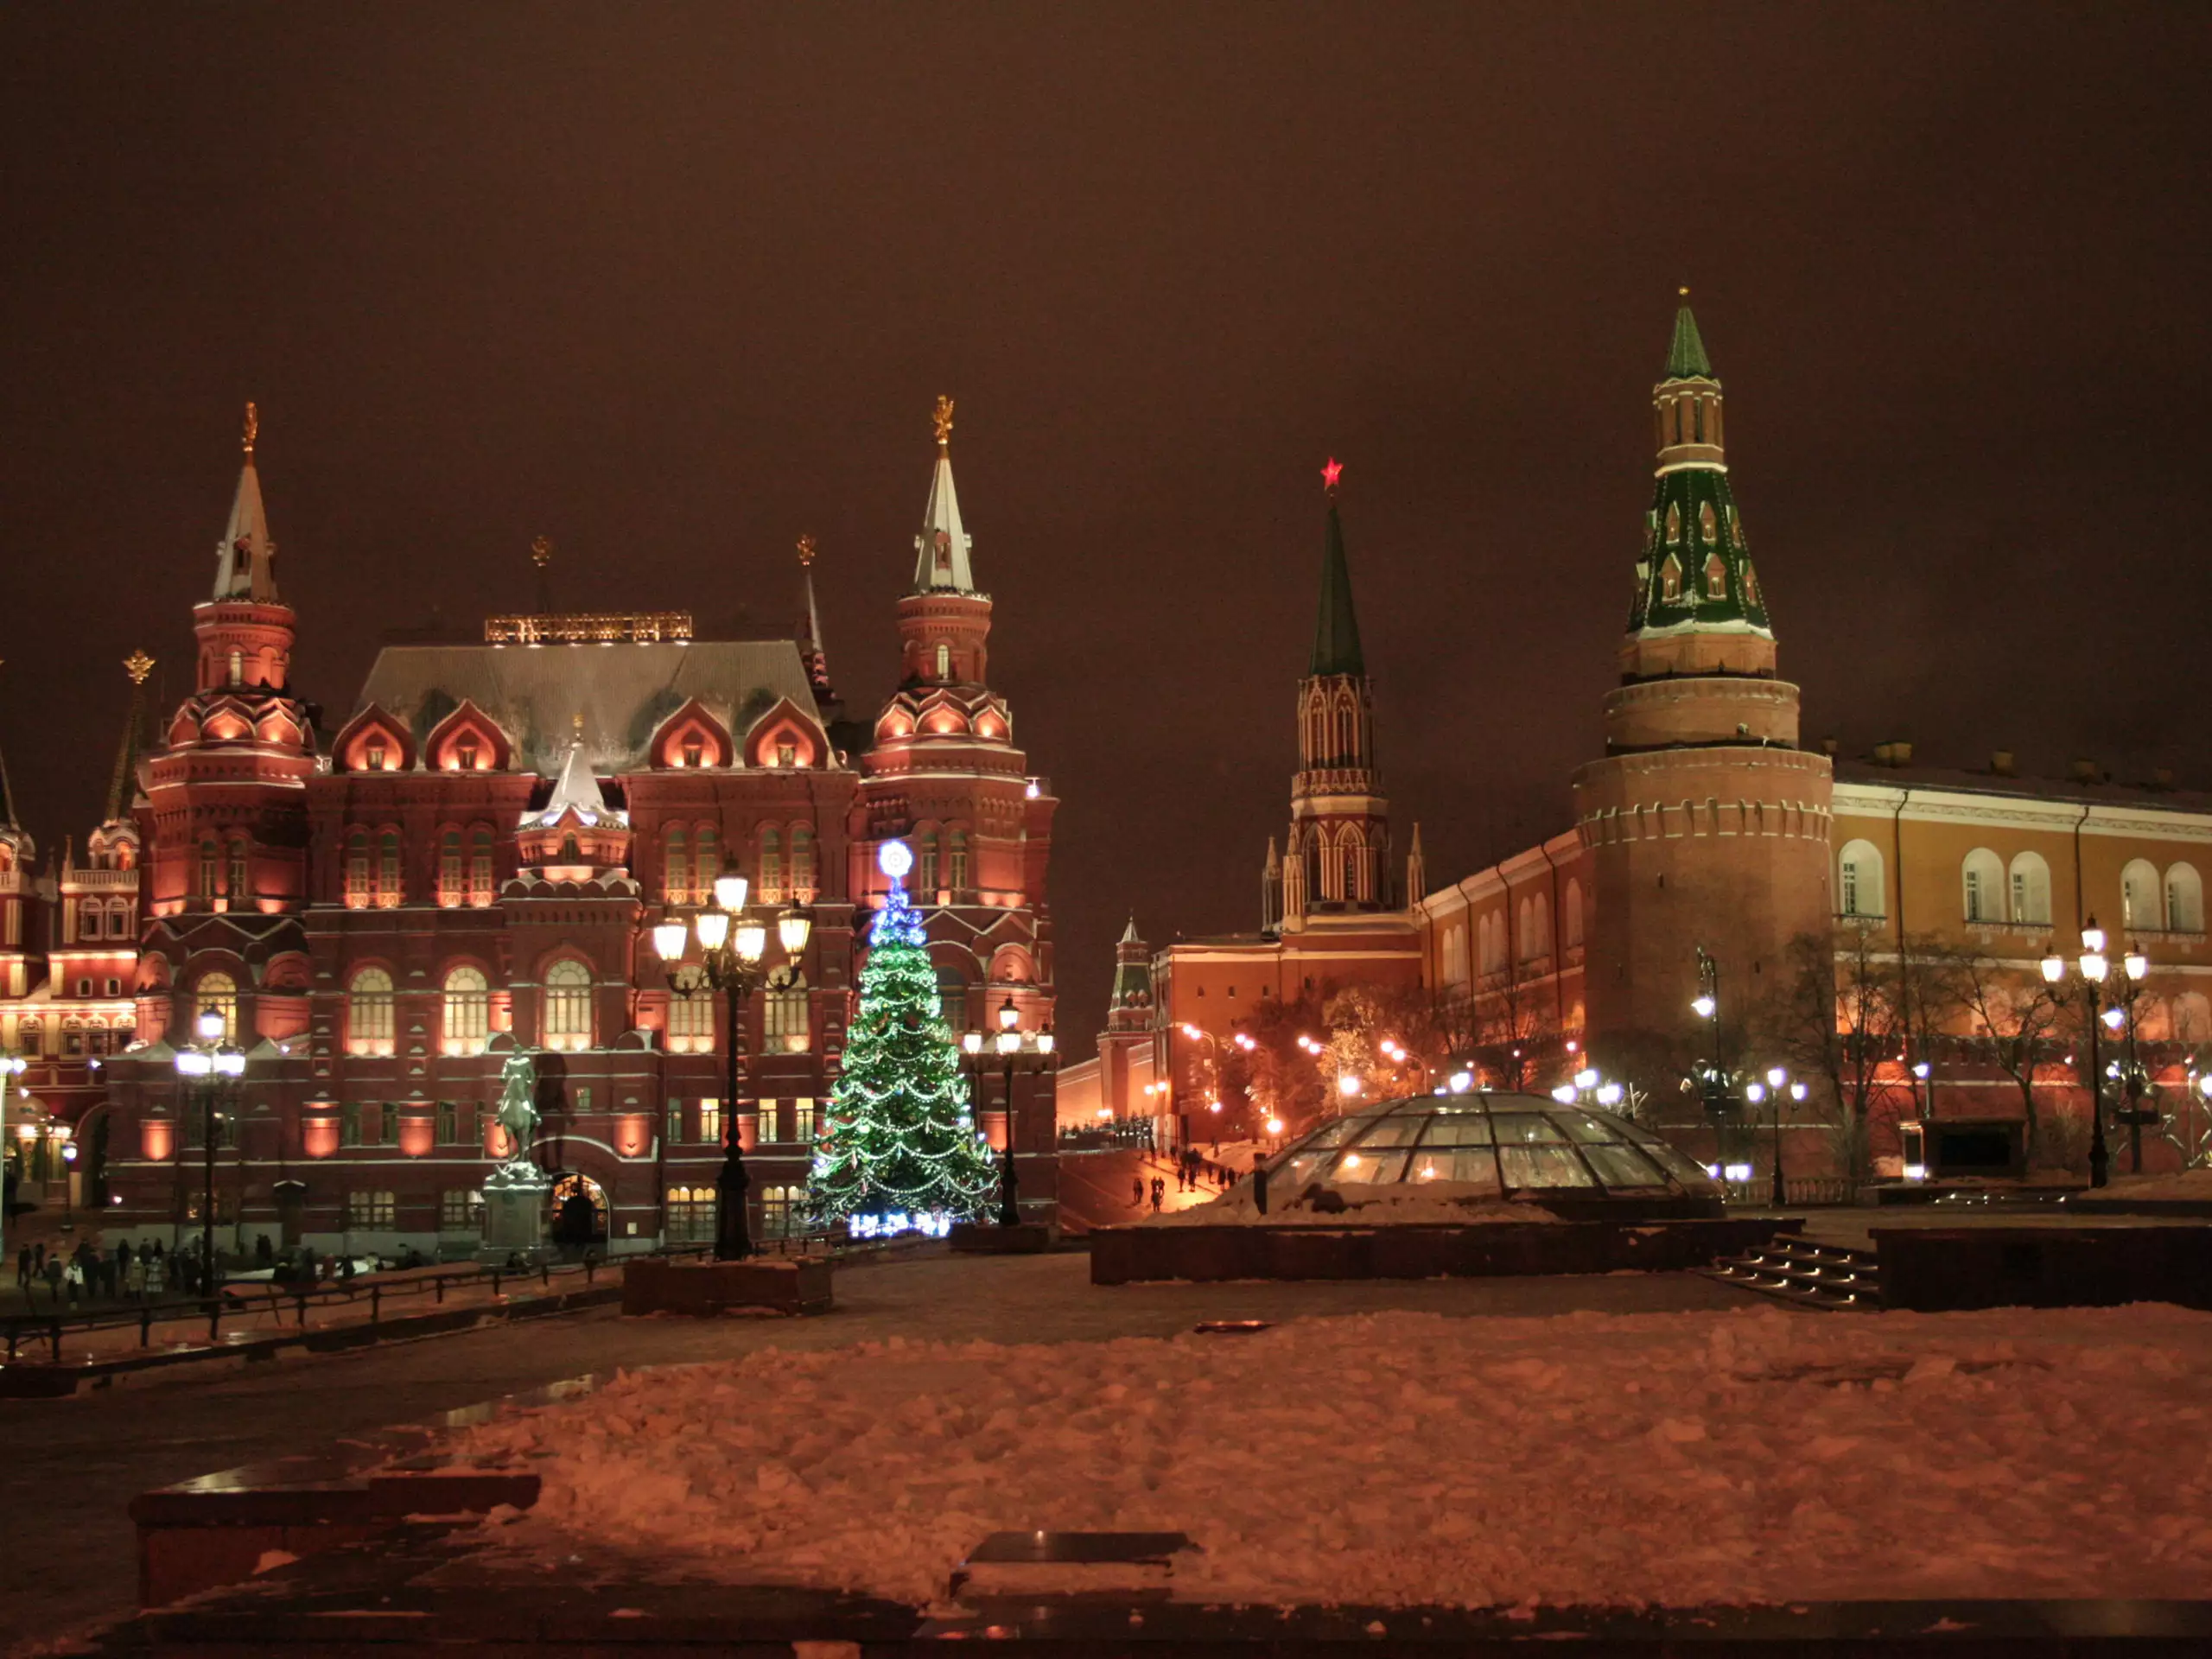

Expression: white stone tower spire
xmin=911 ymin=395 xmax=976 ymax=594
xmin=213 ymin=402 xmax=279 ymax=603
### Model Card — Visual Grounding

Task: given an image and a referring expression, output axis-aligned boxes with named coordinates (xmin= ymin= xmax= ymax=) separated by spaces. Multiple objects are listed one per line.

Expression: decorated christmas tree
xmin=810 ymin=842 xmax=998 ymax=1230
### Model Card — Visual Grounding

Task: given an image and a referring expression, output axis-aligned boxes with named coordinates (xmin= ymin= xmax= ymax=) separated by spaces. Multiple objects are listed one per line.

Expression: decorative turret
xmin=1107 ymin=917 xmax=1154 ymax=1034
xmin=895 ymin=397 xmax=994 ymax=690
xmin=1621 ymin=292 xmax=1773 ymax=683
xmin=1274 ymin=459 xmax=1392 ymax=925
xmin=103 ymin=652 xmax=156 ymax=829
xmin=193 ymin=404 xmax=298 ymax=697
xmin=518 ymin=719 xmax=632 ymax=880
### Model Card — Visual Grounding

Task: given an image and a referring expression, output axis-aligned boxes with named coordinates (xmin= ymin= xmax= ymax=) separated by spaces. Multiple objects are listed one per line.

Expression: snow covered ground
xmin=452 ymin=1302 xmax=2212 ymax=1609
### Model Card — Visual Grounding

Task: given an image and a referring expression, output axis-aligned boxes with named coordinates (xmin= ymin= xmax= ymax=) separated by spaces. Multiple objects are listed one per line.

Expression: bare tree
xmin=1758 ymin=926 xmax=1911 ymax=1184
xmin=1954 ymin=946 xmax=2069 ymax=1165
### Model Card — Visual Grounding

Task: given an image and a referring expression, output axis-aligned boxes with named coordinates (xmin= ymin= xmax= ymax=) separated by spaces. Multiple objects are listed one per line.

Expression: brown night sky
xmin=3 ymin=4 xmax=2209 ymax=1052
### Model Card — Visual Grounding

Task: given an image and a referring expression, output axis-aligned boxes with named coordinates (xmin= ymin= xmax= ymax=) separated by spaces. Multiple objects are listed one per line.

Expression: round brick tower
xmin=1571 ymin=299 xmax=1834 ymax=1046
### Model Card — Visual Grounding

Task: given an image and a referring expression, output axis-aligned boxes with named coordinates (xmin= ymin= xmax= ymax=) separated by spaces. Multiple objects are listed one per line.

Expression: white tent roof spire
xmin=213 ymin=402 xmax=279 ymax=603
xmin=911 ymin=394 xmax=976 ymax=594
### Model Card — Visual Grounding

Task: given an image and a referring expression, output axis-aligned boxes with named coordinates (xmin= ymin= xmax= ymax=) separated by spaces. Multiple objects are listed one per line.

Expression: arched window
xmin=438 ymin=830 xmax=464 ymax=907
xmin=2008 ymin=851 xmax=2052 ymax=925
xmin=378 ymin=830 xmax=402 ymax=907
xmin=1532 ymin=892 xmax=1552 ymax=957
xmin=2166 ymin=863 xmax=2204 ymax=933
xmin=948 ymin=829 xmax=969 ymax=893
xmin=227 ymin=648 xmax=243 ymax=685
xmin=442 ymin=965 xmax=489 ymax=1056
xmin=1303 ymin=695 xmax=1325 ymax=765
xmin=1742 ymin=561 xmax=1761 ymax=607
xmin=1703 ymin=553 xmax=1727 ymax=599
xmin=76 ymin=899 xmax=101 ymax=941
xmin=347 ymin=966 xmax=396 ymax=1056
xmin=1961 ymin=848 xmax=2005 ymax=924
xmin=1515 ymin=895 xmax=1533 ymax=960
xmin=344 ymin=830 xmax=371 ymax=908
xmin=543 ymin=959 xmax=593 ymax=1051
xmin=194 ymin=971 xmax=238 ymax=1041
xmin=227 ymin=837 xmax=251 ymax=906
xmin=766 ymin=969 xmax=810 ymax=1053
xmin=199 ymin=836 xmax=219 ymax=900
xmin=917 ymin=829 xmax=940 ymax=896
xmin=666 ymin=1184 xmax=715 ymax=1244
xmin=1837 ymin=840 xmax=1885 ymax=920
xmin=1563 ymin=879 xmax=1585 ymax=950
xmin=1664 ymin=502 xmax=1681 ymax=544
xmin=693 ymin=825 xmax=718 ymax=906
xmin=1334 ymin=696 xmax=1357 ymax=763
xmin=664 ymin=827 xmax=689 ymax=903
xmin=1340 ymin=824 xmax=1366 ymax=903
xmin=760 ymin=827 xmax=783 ymax=903
xmin=667 ymin=988 xmax=715 ymax=1054
xmin=934 ymin=967 xmax=966 ymax=1029
xmin=106 ymin=897 xmax=130 ymax=940
xmin=791 ymin=823 xmax=817 ymax=900
xmin=1699 ymin=501 xmax=1717 ymax=545
xmin=2122 ymin=859 xmax=2164 ymax=933
xmin=1658 ymin=553 xmax=1682 ymax=601
xmin=468 ymin=826 xmax=496 ymax=906
xmin=935 ymin=642 xmax=951 ymax=679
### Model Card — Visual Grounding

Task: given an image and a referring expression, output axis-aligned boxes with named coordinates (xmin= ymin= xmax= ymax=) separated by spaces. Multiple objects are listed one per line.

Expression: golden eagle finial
xmin=241 ymin=401 xmax=258 ymax=458
xmin=931 ymin=394 xmax=955 ymax=446
xmin=531 ymin=535 xmax=553 ymax=569
xmin=797 ymin=533 xmax=817 ymax=569
xmin=124 ymin=650 xmax=156 ymax=685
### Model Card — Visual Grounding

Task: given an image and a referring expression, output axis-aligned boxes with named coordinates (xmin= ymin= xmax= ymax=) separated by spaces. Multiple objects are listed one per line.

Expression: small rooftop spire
xmin=1308 ymin=461 xmax=1365 ymax=677
xmin=213 ymin=402 xmax=279 ymax=603
xmin=796 ymin=533 xmax=836 ymax=703
xmin=912 ymin=394 xmax=977 ymax=593
xmin=531 ymin=534 xmax=554 ymax=613
xmin=104 ymin=652 xmax=156 ymax=823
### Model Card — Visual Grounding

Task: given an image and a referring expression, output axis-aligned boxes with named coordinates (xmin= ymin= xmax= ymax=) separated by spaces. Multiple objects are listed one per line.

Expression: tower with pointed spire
xmin=0 ymin=664 xmax=33 ymax=1001
xmin=1571 ymin=297 xmax=1834 ymax=1042
xmin=1268 ymin=461 xmax=1395 ymax=931
xmin=854 ymin=397 xmax=1061 ymax=1214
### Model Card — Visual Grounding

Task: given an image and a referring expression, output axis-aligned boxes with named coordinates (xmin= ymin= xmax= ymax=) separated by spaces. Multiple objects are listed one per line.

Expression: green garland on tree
xmin=810 ymin=863 xmax=997 ymax=1229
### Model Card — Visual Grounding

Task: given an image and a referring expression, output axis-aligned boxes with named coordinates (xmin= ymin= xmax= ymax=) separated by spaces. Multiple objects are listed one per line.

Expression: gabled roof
xmin=1308 ymin=501 xmax=1366 ymax=677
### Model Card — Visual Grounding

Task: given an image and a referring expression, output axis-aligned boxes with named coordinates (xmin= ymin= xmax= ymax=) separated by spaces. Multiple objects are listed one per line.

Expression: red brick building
xmin=98 ymin=402 xmax=1060 ymax=1256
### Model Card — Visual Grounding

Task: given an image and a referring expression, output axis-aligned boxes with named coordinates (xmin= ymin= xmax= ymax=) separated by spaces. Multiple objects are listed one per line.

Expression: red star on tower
xmin=1320 ymin=456 xmax=1344 ymax=494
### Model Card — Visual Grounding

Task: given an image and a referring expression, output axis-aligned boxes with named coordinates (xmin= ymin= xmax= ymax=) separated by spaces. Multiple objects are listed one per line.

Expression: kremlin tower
xmin=1571 ymin=298 xmax=1834 ymax=1043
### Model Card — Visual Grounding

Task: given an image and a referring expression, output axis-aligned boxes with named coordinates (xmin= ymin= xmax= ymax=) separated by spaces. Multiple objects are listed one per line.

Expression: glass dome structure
xmin=1259 ymin=1090 xmax=1723 ymax=1217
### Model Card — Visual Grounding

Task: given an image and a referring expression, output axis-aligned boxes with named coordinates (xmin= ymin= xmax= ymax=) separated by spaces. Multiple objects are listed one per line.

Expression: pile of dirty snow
xmin=448 ymin=1304 xmax=2212 ymax=1609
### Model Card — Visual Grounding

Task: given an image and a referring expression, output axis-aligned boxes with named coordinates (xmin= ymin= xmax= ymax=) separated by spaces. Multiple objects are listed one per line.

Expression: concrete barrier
xmin=1873 ymin=1225 xmax=2212 ymax=1311
xmin=620 ymin=1256 xmax=834 ymax=1316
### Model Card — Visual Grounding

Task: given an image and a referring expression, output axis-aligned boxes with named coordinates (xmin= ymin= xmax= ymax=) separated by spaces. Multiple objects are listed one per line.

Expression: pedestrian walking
xmin=1148 ymin=1175 xmax=1164 ymax=1212
xmin=33 ymin=1242 xmax=47 ymax=1277
xmin=41 ymin=1254 xmax=64 ymax=1309
xmin=15 ymin=1244 xmax=29 ymax=1289
xmin=1130 ymin=1175 xmax=1144 ymax=1207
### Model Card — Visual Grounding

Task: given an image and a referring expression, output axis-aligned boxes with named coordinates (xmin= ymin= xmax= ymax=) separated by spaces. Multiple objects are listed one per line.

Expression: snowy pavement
xmin=454 ymin=1298 xmax=2212 ymax=1611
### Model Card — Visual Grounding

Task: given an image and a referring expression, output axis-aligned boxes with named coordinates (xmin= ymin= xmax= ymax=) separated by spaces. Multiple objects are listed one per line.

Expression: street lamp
xmin=655 ymin=867 xmax=810 ymax=1258
xmin=173 ymin=1007 xmax=244 ymax=1294
xmin=965 ymin=995 xmax=1057 ymax=1226
xmin=1750 ymin=1065 xmax=1807 ymax=1206
xmin=0 ymin=1052 xmax=25 ymax=1262
xmin=1690 ymin=944 xmax=1735 ymax=1174
xmin=2043 ymin=918 xmax=2128 ymax=1190
xmin=2111 ymin=941 xmax=2158 ymax=1173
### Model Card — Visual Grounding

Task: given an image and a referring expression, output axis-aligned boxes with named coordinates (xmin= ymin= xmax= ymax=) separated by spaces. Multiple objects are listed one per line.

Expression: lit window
xmin=936 ymin=643 xmax=951 ymax=679
xmin=760 ymin=828 xmax=783 ymax=903
xmin=438 ymin=830 xmax=463 ymax=906
xmin=664 ymin=827 xmax=689 ymax=904
xmin=199 ymin=837 xmax=219 ymax=900
xmin=1664 ymin=503 xmax=1681 ymax=545
xmin=457 ymin=737 xmax=480 ymax=772
xmin=348 ymin=966 xmax=396 ymax=1056
xmin=694 ymin=826 xmax=718 ymax=906
xmin=682 ymin=733 xmax=705 ymax=769
xmin=439 ymin=1188 xmax=483 ymax=1232
xmin=345 ymin=830 xmax=371 ymax=908
xmin=543 ymin=959 xmax=593 ymax=1051
xmin=347 ymin=1190 xmax=397 ymax=1230
xmin=378 ymin=830 xmax=402 ymax=907
xmin=365 ymin=741 xmax=386 ymax=771
xmin=948 ymin=830 xmax=969 ymax=893
xmin=667 ymin=988 xmax=715 ymax=1054
xmin=918 ymin=830 xmax=940 ymax=896
xmin=1703 ymin=554 xmax=1727 ymax=599
xmin=194 ymin=972 xmax=238 ymax=1041
xmin=791 ymin=823 xmax=817 ymax=900
xmin=442 ymin=966 xmax=490 ymax=1055
xmin=2167 ymin=863 xmax=2205 ymax=933
xmin=777 ymin=740 xmax=798 ymax=768
xmin=1838 ymin=841 xmax=1885 ymax=920
xmin=1659 ymin=554 xmax=1682 ymax=601
xmin=696 ymin=1098 xmax=722 ymax=1146
xmin=468 ymin=826 xmax=496 ymax=906
xmin=766 ymin=974 xmax=810 ymax=1053
xmin=1700 ymin=501 xmax=1717 ymax=545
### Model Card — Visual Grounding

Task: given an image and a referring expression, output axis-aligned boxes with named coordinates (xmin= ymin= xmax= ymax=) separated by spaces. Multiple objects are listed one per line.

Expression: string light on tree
xmin=809 ymin=841 xmax=998 ymax=1233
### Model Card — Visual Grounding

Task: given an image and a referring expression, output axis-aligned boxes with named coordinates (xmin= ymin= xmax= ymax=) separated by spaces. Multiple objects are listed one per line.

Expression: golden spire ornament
xmin=931 ymin=394 xmax=955 ymax=446
xmin=124 ymin=650 xmax=156 ymax=684
xmin=241 ymin=401 xmax=258 ymax=458
xmin=796 ymin=533 xmax=817 ymax=568
xmin=531 ymin=535 xmax=554 ymax=569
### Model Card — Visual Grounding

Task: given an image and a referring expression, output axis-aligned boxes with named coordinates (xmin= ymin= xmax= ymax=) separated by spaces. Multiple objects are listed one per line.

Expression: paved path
xmin=0 ymin=1249 xmax=1745 ymax=1653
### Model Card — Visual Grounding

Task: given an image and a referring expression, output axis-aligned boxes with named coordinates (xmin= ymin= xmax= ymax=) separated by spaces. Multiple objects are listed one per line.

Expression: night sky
xmin=4 ymin=5 xmax=2209 ymax=1055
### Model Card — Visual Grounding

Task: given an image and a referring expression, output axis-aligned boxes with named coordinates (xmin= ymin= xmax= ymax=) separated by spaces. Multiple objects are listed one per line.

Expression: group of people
xmin=13 ymin=1237 xmax=179 ymax=1307
xmin=1130 ymin=1147 xmax=1235 ymax=1213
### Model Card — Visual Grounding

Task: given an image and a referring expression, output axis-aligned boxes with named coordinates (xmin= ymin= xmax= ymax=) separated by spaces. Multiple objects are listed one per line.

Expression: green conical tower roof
xmin=1665 ymin=295 xmax=1713 ymax=379
xmin=103 ymin=665 xmax=154 ymax=823
xmin=1309 ymin=498 xmax=1366 ymax=677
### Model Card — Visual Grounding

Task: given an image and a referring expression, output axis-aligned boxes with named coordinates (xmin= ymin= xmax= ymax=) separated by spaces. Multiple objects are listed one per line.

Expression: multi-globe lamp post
xmin=652 ymin=868 xmax=811 ymax=1260
xmin=172 ymin=1007 xmax=245 ymax=1290
xmin=0 ymin=1052 xmax=25 ymax=1260
xmin=1743 ymin=1065 xmax=1808 ymax=1206
xmin=962 ymin=995 xmax=1057 ymax=1227
xmin=2041 ymin=918 xmax=2145 ymax=1191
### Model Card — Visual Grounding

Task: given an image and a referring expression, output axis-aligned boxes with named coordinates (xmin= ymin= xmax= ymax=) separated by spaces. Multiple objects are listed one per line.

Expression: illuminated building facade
xmin=90 ymin=401 xmax=1060 ymax=1254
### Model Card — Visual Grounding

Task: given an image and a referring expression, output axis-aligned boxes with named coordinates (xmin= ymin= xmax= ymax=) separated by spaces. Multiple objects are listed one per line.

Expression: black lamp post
xmin=652 ymin=871 xmax=813 ymax=1261
xmin=1745 ymin=1065 xmax=1808 ymax=1207
xmin=965 ymin=995 xmax=1057 ymax=1227
xmin=2044 ymin=918 xmax=2123 ymax=1190
xmin=172 ymin=1007 xmax=243 ymax=1293
xmin=1691 ymin=944 xmax=1735 ymax=1179
xmin=2110 ymin=939 xmax=2156 ymax=1173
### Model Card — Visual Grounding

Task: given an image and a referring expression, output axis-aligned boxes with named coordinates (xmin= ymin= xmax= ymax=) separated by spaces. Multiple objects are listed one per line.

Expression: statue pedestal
xmin=478 ymin=1164 xmax=550 ymax=1262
